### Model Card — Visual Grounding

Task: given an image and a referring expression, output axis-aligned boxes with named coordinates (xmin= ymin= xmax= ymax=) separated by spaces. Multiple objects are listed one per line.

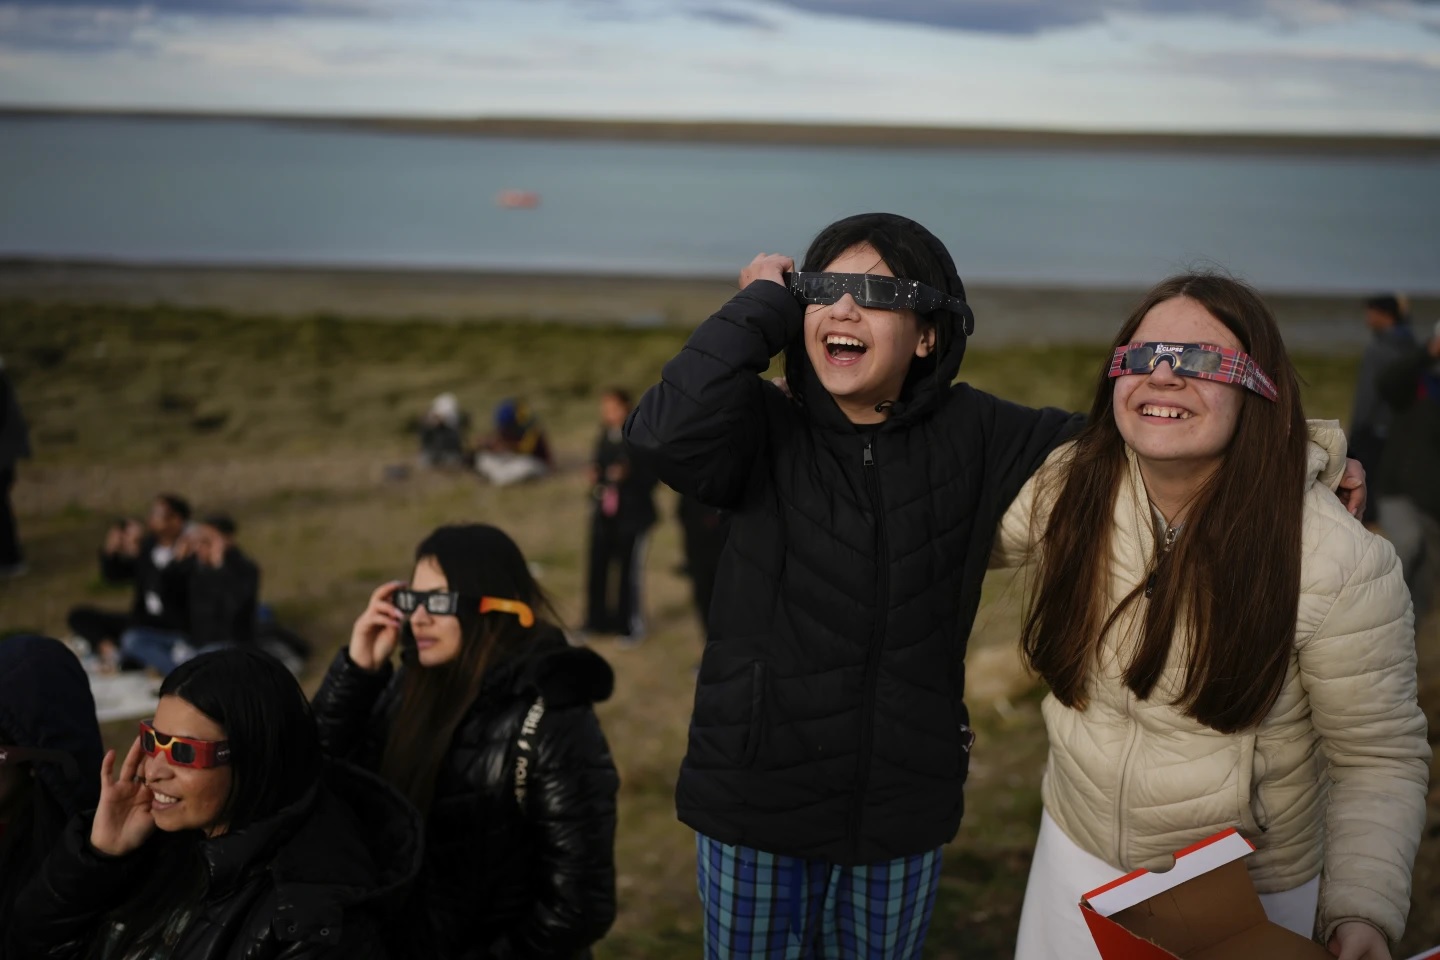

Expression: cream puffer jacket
xmin=992 ymin=421 xmax=1430 ymax=943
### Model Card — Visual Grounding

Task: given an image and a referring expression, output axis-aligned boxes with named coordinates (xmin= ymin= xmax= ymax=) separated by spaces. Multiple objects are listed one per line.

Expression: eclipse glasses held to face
xmin=392 ymin=588 xmax=536 ymax=628
xmin=139 ymin=720 xmax=232 ymax=769
xmin=1108 ymin=341 xmax=1278 ymax=402
xmin=785 ymin=272 xmax=976 ymax=337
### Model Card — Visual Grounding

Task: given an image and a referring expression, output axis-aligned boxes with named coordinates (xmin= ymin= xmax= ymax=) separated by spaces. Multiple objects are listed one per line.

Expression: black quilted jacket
xmin=311 ymin=631 xmax=619 ymax=960
xmin=11 ymin=761 xmax=422 ymax=960
xmin=625 ymin=277 xmax=1082 ymax=865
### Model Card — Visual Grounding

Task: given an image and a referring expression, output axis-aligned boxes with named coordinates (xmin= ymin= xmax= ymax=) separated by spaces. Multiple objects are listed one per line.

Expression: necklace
xmin=1145 ymin=520 xmax=1182 ymax=599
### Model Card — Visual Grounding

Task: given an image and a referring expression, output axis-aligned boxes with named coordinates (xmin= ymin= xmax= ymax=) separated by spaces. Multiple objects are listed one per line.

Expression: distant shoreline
xmin=3 ymin=258 xmax=1423 ymax=350
xmin=3 ymin=106 xmax=1438 ymax=157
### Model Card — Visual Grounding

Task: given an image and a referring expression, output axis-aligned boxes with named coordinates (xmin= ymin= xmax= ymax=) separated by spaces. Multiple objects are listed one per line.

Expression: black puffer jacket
xmin=12 ymin=761 xmax=422 ymax=960
xmin=625 ymin=271 xmax=1081 ymax=865
xmin=0 ymin=635 xmax=104 ymax=960
xmin=311 ymin=631 xmax=619 ymax=960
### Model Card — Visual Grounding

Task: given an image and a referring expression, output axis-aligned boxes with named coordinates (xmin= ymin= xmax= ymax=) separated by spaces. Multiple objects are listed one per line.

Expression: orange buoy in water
xmin=496 ymin=190 xmax=541 ymax=209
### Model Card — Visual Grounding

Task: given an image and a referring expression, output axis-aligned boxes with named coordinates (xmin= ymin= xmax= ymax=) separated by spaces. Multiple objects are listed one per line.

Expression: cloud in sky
xmin=0 ymin=0 xmax=1437 ymax=131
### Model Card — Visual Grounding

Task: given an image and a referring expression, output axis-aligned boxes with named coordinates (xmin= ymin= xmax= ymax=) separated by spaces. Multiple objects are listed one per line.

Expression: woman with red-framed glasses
xmin=11 ymin=646 xmax=422 ymax=960
xmin=312 ymin=523 xmax=620 ymax=960
xmin=990 ymin=273 xmax=1428 ymax=960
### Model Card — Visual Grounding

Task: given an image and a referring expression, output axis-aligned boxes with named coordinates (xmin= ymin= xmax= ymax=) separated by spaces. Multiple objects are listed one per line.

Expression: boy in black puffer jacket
xmin=625 ymin=213 xmax=1083 ymax=958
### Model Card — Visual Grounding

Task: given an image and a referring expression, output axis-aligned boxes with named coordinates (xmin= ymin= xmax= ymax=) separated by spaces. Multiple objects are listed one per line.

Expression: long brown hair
xmin=380 ymin=524 xmax=558 ymax=812
xmin=1021 ymin=274 xmax=1308 ymax=733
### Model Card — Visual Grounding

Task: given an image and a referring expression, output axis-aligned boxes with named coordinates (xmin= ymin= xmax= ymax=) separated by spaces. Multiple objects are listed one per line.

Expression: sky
xmin=1 ymin=0 xmax=1439 ymax=133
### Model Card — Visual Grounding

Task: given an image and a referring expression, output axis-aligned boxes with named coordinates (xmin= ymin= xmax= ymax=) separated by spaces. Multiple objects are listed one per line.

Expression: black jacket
xmin=0 ymin=367 xmax=30 ymax=468
xmin=184 ymin=547 xmax=261 ymax=648
xmin=311 ymin=631 xmax=619 ymax=960
xmin=625 ymin=278 xmax=1081 ymax=865
xmin=591 ymin=426 xmax=658 ymax=535
xmin=11 ymin=761 xmax=422 ymax=960
xmin=0 ymin=635 xmax=104 ymax=960
xmin=1377 ymin=345 xmax=1440 ymax=519
xmin=100 ymin=535 xmax=190 ymax=632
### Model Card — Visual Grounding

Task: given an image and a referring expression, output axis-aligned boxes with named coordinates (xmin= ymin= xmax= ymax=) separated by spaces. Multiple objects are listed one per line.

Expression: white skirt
xmin=1013 ymin=810 xmax=1320 ymax=960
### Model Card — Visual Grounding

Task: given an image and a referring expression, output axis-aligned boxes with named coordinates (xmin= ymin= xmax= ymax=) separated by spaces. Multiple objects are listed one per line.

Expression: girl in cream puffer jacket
xmin=993 ymin=274 xmax=1429 ymax=960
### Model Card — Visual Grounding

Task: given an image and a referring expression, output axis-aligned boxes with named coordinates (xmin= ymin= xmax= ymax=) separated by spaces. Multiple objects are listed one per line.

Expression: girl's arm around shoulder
xmin=961 ymin=386 xmax=1085 ymax=518
xmin=625 ymin=280 xmax=802 ymax=508
xmin=1294 ymin=512 xmax=1430 ymax=945
xmin=989 ymin=441 xmax=1078 ymax=570
xmin=495 ymin=705 xmax=619 ymax=959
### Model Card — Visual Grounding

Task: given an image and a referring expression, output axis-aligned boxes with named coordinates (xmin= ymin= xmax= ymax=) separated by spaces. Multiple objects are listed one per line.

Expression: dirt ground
xmin=1 ymin=293 xmax=1434 ymax=958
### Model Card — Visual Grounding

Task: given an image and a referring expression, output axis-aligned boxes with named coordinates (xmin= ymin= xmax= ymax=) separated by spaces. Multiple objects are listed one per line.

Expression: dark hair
xmin=107 ymin=647 xmax=321 ymax=958
xmin=1021 ymin=273 xmax=1307 ymax=733
xmin=156 ymin=493 xmax=192 ymax=523
xmin=380 ymin=524 xmax=557 ymax=812
xmin=1363 ymin=294 xmax=1407 ymax=325
xmin=601 ymin=387 xmax=632 ymax=407
xmin=199 ymin=514 xmax=237 ymax=537
xmin=786 ymin=212 xmax=966 ymax=404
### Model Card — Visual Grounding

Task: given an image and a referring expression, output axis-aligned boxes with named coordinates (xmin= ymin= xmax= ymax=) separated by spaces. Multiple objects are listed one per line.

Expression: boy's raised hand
xmin=739 ymin=253 xmax=794 ymax=290
xmin=90 ymin=738 xmax=156 ymax=857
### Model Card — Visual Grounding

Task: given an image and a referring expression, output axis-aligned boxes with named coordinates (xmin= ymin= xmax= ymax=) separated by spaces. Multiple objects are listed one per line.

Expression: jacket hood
xmin=0 ymin=635 xmax=102 ymax=819
xmin=785 ymin=213 xmax=970 ymax=432
xmin=481 ymin=627 xmax=615 ymax=708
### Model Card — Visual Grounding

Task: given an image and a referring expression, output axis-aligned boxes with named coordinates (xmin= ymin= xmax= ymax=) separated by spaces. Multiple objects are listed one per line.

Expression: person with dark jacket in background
xmin=0 ymin=356 xmax=31 ymax=578
xmin=1377 ymin=318 xmax=1440 ymax=620
xmin=1349 ymin=293 xmax=1416 ymax=524
xmin=312 ymin=524 xmax=619 ymax=960
xmin=67 ymin=493 xmax=192 ymax=671
xmin=583 ymin=388 xmax=658 ymax=644
xmin=0 ymin=635 xmax=104 ymax=960
xmin=625 ymin=213 xmax=1084 ymax=957
xmin=122 ymin=514 xmax=261 ymax=676
xmin=12 ymin=646 xmax=421 ymax=960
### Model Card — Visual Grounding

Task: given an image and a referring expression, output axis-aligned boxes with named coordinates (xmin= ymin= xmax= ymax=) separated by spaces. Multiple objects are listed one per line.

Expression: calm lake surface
xmin=1 ymin=115 xmax=1437 ymax=293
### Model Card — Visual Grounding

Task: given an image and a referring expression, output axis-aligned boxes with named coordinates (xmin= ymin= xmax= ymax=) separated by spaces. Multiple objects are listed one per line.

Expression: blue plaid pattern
xmin=696 ymin=833 xmax=943 ymax=959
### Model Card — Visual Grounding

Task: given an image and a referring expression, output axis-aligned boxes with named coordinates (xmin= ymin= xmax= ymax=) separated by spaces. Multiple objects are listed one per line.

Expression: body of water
xmin=2 ymin=115 xmax=1437 ymax=293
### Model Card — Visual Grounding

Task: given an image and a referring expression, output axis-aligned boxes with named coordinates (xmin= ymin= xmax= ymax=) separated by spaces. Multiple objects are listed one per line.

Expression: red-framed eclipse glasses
xmin=139 ymin=720 xmax=232 ymax=769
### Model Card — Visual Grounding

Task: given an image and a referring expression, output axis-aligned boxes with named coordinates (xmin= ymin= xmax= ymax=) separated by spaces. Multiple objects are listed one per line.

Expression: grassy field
xmin=1 ymin=300 xmax=1435 ymax=958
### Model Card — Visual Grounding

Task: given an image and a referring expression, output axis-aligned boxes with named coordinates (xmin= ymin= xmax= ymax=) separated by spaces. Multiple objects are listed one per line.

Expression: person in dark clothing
xmin=584 ymin=388 xmax=658 ymax=643
xmin=67 ymin=493 xmax=192 ymax=671
xmin=12 ymin=646 xmax=421 ymax=960
xmin=122 ymin=514 xmax=262 ymax=676
xmin=0 ymin=358 xmax=31 ymax=578
xmin=1377 ymin=319 xmax=1440 ymax=620
xmin=0 ymin=635 xmax=104 ymax=960
xmin=312 ymin=524 xmax=619 ymax=960
xmin=624 ymin=213 xmax=1085 ymax=957
xmin=1349 ymin=293 xmax=1415 ymax=524
xmin=676 ymin=494 xmax=729 ymax=630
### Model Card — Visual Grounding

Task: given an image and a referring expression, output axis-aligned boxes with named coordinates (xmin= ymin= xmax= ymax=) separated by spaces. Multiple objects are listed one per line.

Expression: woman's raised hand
xmin=89 ymin=738 xmax=156 ymax=857
xmin=739 ymin=253 xmax=794 ymax=290
xmin=349 ymin=580 xmax=406 ymax=673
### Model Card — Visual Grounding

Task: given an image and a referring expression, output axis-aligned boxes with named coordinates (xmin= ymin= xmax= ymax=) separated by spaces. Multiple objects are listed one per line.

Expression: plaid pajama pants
xmin=696 ymin=833 xmax=944 ymax=959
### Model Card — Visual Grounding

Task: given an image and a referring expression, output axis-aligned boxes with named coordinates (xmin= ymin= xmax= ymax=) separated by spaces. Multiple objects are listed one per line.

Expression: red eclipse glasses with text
xmin=139 ymin=720 xmax=232 ymax=768
xmin=1108 ymin=341 xmax=1278 ymax=402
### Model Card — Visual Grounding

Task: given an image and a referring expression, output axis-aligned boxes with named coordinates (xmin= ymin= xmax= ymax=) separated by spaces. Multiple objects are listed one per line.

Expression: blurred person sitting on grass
xmin=11 ymin=646 xmax=421 ymax=960
xmin=418 ymin=392 xmax=471 ymax=469
xmin=583 ymin=387 xmax=658 ymax=645
xmin=122 ymin=514 xmax=263 ymax=678
xmin=67 ymin=493 xmax=192 ymax=673
xmin=312 ymin=524 xmax=618 ymax=960
xmin=0 ymin=635 xmax=104 ymax=960
xmin=475 ymin=397 xmax=553 ymax=487
xmin=992 ymin=274 xmax=1427 ymax=960
xmin=1376 ymin=317 xmax=1440 ymax=622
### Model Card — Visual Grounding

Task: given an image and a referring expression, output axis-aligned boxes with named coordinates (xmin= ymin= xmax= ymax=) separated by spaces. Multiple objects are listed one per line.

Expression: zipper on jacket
xmin=1144 ymin=523 xmax=1180 ymax=598
xmin=849 ymin=435 xmax=888 ymax=858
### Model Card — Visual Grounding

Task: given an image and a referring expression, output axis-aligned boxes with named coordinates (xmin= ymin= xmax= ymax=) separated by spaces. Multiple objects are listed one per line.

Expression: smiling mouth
xmin=1140 ymin=404 xmax=1192 ymax=420
xmin=825 ymin=334 xmax=867 ymax=362
xmin=151 ymin=790 xmax=180 ymax=805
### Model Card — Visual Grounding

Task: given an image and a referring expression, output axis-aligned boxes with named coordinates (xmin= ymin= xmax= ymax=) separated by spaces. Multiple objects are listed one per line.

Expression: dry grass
xmin=1 ymin=299 xmax=1434 ymax=958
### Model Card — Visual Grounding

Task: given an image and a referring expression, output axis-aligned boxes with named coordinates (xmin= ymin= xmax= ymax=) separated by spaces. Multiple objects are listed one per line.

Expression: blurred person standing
xmin=66 ymin=494 xmax=192 ymax=671
xmin=1349 ymin=294 xmax=1415 ymax=523
xmin=584 ymin=388 xmax=657 ymax=644
xmin=476 ymin=397 xmax=553 ymax=486
xmin=1377 ymin=318 xmax=1440 ymax=621
xmin=0 ymin=355 xmax=30 ymax=578
xmin=0 ymin=634 xmax=104 ymax=960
